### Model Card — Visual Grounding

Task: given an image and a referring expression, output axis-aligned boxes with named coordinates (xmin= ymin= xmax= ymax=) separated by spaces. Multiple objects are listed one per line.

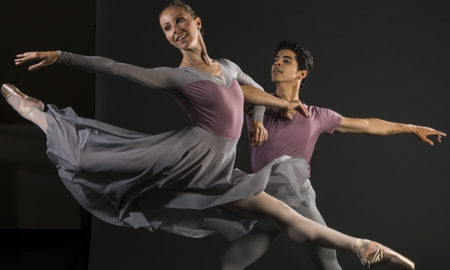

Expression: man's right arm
xmin=336 ymin=117 xmax=446 ymax=146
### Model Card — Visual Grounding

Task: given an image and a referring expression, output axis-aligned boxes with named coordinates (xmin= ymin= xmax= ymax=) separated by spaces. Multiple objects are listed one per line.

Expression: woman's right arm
xmin=15 ymin=51 xmax=178 ymax=90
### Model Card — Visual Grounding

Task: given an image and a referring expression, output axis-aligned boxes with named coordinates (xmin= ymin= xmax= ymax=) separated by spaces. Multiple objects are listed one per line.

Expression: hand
xmin=15 ymin=51 xmax=59 ymax=71
xmin=282 ymin=100 xmax=310 ymax=120
xmin=249 ymin=120 xmax=268 ymax=147
xmin=409 ymin=124 xmax=446 ymax=146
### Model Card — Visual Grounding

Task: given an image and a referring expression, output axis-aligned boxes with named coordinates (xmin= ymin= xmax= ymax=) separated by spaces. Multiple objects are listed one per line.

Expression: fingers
xmin=255 ymin=129 xmax=267 ymax=146
xmin=282 ymin=111 xmax=293 ymax=120
xmin=289 ymin=100 xmax=310 ymax=118
xmin=28 ymin=60 xmax=46 ymax=71
xmin=257 ymin=128 xmax=265 ymax=146
xmin=248 ymin=129 xmax=255 ymax=145
xmin=255 ymin=126 xmax=264 ymax=146
xmin=428 ymin=129 xmax=446 ymax=137
xmin=14 ymin=52 xmax=51 ymax=69
xmin=298 ymin=103 xmax=310 ymax=118
xmin=418 ymin=126 xmax=446 ymax=136
xmin=15 ymin=52 xmax=36 ymax=65
xmin=249 ymin=121 xmax=268 ymax=147
xmin=15 ymin=53 xmax=29 ymax=65
xmin=253 ymin=127 xmax=261 ymax=146
xmin=421 ymin=136 xmax=434 ymax=146
xmin=419 ymin=129 xmax=446 ymax=145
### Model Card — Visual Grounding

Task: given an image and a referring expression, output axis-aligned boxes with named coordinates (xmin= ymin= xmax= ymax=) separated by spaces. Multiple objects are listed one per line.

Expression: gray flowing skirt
xmin=45 ymin=105 xmax=308 ymax=240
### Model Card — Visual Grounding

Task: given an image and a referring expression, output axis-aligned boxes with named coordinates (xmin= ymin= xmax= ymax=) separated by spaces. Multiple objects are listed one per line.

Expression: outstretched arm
xmin=336 ymin=117 xmax=446 ymax=146
xmin=15 ymin=51 xmax=179 ymax=90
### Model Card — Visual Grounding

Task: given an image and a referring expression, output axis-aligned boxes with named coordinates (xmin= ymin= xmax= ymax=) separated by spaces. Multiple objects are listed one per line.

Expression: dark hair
xmin=275 ymin=40 xmax=313 ymax=88
xmin=159 ymin=0 xmax=204 ymax=36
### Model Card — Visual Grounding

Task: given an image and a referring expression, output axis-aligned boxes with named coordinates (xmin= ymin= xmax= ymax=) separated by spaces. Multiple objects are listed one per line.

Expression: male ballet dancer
xmin=219 ymin=40 xmax=445 ymax=270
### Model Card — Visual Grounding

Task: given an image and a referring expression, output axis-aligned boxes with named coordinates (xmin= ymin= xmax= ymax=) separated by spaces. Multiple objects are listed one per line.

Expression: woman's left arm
xmin=230 ymin=59 xmax=309 ymax=146
xmin=233 ymin=62 xmax=266 ymax=122
xmin=240 ymin=85 xmax=310 ymax=118
xmin=230 ymin=60 xmax=309 ymax=117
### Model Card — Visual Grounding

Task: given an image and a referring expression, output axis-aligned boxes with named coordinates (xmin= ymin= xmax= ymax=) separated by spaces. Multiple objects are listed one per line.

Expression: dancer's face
xmin=160 ymin=6 xmax=202 ymax=50
xmin=271 ymin=49 xmax=306 ymax=83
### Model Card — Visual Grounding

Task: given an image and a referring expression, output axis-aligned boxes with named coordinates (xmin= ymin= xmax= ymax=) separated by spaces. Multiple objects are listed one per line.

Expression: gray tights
xmin=218 ymin=180 xmax=342 ymax=270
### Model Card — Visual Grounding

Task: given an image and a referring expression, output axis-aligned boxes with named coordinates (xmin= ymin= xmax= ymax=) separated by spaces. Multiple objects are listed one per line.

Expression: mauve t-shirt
xmin=246 ymin=103 xmax=342 ymax=177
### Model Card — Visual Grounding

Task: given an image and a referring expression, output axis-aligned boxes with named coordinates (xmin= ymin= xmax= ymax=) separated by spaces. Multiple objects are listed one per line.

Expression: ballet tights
xmin=3 ymin=91 xmax=48 ymax=133
xmin=224 ymin=192 xmax=356 ymax=253
xmin=218 ymin=191 xmax=342 ymax=270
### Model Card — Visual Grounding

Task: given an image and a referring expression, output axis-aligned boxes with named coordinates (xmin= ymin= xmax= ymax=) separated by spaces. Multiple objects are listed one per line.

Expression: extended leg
xmin=223 ymin=192 xmax=414 ymax=269
xmin=225 ymin=191 xmax=354 ymax=249
xmin=1 ymin=83 xmax=47 ymax=133
xmin=217 ymin=180 xmax=341 ymax=270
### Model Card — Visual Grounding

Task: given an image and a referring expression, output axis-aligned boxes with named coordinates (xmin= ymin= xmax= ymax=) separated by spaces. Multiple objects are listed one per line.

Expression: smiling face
xmin=271 ymin=49 xmax=305 ymax=83
xmin=159 ymin=6 xmax=202 ymax=50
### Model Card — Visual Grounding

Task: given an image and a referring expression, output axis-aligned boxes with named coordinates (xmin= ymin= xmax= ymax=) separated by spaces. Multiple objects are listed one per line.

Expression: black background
xmin=1 ymin=1 xmax=449 ymax=269
xmin=1 ymin=1 xmax=95 ymax=269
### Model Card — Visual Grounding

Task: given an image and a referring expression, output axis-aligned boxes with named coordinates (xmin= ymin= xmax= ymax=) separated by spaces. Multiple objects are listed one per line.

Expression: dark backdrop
xmin=0 ymin=2 xmax=95 ymax=228
xmin=1 ymin=0 xmax=448 ymax=270
xmin=91 ymin=1 xmax=450 ymax=269
xmin=0 ymin=1 xmax=95 ymax=269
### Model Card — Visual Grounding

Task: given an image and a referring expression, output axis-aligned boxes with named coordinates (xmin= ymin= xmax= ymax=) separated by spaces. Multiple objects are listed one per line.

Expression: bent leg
xmin=295 ymin=180 xmax=342 ymax=270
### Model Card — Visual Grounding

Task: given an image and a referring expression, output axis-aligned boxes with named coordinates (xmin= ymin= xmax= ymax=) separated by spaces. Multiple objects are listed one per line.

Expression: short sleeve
xmin=318 ymin=107 xmax=343 ymax=134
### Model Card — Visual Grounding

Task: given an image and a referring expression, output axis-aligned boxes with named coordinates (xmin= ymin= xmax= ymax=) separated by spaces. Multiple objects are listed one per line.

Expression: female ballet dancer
xmin=3 ymin=1 xmax=413 ymax=269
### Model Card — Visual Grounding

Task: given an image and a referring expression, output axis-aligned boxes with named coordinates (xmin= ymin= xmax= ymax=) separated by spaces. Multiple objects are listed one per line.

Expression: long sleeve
xmin=58 ymin=51 xmax=182 ymax=90
xmin=227 ymin=60 xmax=266 ymax=122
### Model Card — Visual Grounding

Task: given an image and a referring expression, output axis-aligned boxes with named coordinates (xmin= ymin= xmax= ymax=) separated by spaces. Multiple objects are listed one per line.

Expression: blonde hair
xmin=159 ymin=1 xmax=204 ymax=36
xmin=159 ymin=0 xmax=198 ymax=19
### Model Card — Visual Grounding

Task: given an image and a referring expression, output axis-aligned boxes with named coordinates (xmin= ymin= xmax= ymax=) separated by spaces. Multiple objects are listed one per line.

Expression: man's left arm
xmin=336 ymin=117 xmax=447 ymax=146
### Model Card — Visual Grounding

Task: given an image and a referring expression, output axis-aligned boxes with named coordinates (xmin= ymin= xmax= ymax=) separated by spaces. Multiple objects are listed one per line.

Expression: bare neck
xmin=274 ymin=81 xmax=302 ymax=101
xmin=179 ymin=38 xmax=212 ymax=67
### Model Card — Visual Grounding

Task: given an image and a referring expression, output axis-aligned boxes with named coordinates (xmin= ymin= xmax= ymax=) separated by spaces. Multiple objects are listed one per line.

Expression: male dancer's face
xmin=271 ymin=49 xmax=301 ymax=84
